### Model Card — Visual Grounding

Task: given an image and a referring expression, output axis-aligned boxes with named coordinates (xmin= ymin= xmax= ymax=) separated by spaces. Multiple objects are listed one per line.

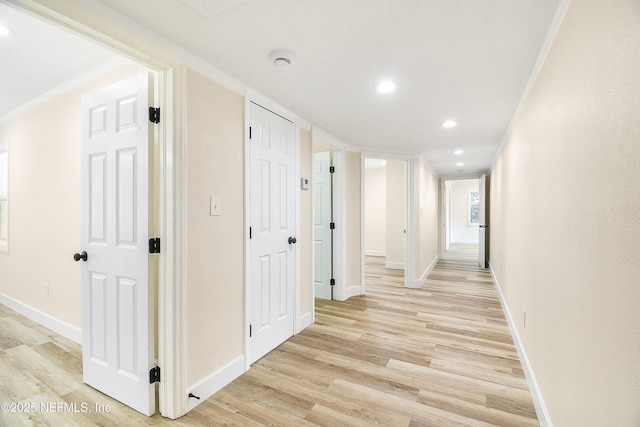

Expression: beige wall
xmin=449 ymin=179 xmax=479 ymax=244
xmin=185 ymin=69 xmax=314 ymax=387
xmin=184 ymin=69 xmax=244 ymax=385
xmin=385 ymin=160 xmax=405 ymax=268
xmin=0 ymin=62 xmax=147 ymax=328
xmin=299 ymin=128 xmax=313 ymax=318
xmin=489 ymin=0 xmax=640 ymax=425
xmin=364 ymin=166 xmax=386 ymax=255
xmin=414 ymin=159 xmax=439 ymax=281
xmin=345 ymin=150 xmax=361 ymax=288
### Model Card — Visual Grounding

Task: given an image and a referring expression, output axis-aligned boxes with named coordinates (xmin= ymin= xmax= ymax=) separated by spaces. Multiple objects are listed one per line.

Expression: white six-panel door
xmin=80 ymin=73 xmax=155 ymax=415
xmin=248 ymin=102 xmax=296 ymax=365
xmin=313 ymin=151 xmax=332 ymax=300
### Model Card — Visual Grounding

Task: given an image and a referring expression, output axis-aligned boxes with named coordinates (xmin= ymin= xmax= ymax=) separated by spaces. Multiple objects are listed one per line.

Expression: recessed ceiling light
xmin=454 ymin=149 xmax=464 ymax=155
xmin=375 ymin=80 xmax=397 ymax=94
xmin=442 ymin=120 xmax=457 ymax=128
xmin=0 ymin=24 xmax=15 ymax=37
xmin=456 ymin=162 xmax=464 ymax=166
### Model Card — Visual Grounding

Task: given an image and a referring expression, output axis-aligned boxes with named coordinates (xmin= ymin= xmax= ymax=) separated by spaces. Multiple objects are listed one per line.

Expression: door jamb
xmin=438 ymin=176 xmax=483 ymax=260
xmin=310 ymin=128 xmax=347 ymax=301
xmin=10 ymin=0 xmax=187 ymax=419
xmin=360 ymin=152 xmax=415 ymax=291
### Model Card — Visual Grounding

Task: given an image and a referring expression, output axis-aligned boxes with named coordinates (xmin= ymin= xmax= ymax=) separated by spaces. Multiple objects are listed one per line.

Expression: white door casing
xmin=248 ymin=102 xmax=296 ymax=365
xmin=479 ymin=174 xmax=487 ymax=268
xmin=313 ymin=151 xmax=332 ymax=300
xmin=80 ymin=73 xmax=155 ymax=415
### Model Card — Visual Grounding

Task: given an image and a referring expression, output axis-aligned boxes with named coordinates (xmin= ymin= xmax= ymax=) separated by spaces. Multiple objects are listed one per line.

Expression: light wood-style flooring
xmin=0 ymin=256 xmax=538 ymax=426
xmin=443 ymin=242 xmax=480 ymax=263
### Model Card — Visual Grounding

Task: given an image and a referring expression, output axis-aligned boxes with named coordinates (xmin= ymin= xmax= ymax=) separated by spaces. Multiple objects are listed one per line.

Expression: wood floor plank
xmin=0 ymin=250 xmax=539 ymax=425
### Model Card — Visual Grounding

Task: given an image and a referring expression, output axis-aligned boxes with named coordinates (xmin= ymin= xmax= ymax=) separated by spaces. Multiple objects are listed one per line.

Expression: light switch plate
xmin=210 ymin=195 xmax=221 ymax=216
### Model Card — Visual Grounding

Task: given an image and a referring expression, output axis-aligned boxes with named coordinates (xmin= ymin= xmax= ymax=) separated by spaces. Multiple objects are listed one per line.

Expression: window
xmin=0 ymin=149 xmax=7 ymax=251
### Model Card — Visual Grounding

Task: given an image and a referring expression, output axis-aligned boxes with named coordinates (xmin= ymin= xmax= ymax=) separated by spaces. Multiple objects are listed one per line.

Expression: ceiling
xmin=0 ymin=3 xmax=118 ymax=118
xmin=0 ymin=0 xmax=561 ymax=176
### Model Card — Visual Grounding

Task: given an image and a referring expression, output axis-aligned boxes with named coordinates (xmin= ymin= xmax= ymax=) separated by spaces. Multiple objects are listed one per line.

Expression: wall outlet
xmin=44 ymin=282 xmax=49 ymax=296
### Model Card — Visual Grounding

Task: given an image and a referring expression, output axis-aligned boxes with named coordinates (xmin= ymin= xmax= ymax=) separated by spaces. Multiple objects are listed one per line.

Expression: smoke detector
xmin=270 ymin=50 xmax=295 ymax=67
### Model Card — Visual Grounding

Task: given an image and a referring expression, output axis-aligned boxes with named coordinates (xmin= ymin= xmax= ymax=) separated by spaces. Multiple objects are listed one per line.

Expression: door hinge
xmin=249 ymin=325 xmax=252 ymax=337
xmin=330 ymin=278 xmax=336 ymax=286
xmin=149 ymin=238 xmax=161 ymax=254
xmin=330 ymin=222 xmax=335 ymax=230
xmin=249 ymin=126 xmax=252 ymax=139
xmin=329 ymin=166 xmax=335 ymax=173
xmin=149 ymin=366 xmax=161 ymax=384
xmin=249 ymin=227 xmax=252 ymax=239
xmin=149 ymin=107 xmax=160 ymax=124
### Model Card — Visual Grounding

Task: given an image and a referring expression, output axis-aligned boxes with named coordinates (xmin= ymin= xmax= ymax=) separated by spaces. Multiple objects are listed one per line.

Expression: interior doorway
xmin=363 ymin=157 xmax=407 ymax=289
xmin=3 ymin=2 xmax=186 ymax=417
xmin=311 ymin=135 xmax=344 ymax=300
xmin=442 ymin=178 xmax=480 ymax=262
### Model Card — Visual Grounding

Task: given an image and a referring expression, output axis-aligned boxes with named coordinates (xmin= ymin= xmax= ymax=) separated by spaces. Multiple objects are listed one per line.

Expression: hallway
xmin=192 ymin=257 xmax=539 ymax=425
xmin=443 ymin=242 xmax=480 ymax=263
xmin=0 ymin=258 xmax=538 ymax=426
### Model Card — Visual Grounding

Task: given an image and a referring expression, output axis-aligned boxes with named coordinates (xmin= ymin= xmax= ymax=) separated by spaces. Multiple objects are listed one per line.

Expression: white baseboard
xmin=364 ymin=250 xmax=386 ymax=257
xmin=413 ymin=255 xmax=439 ymax=288
xmin=384 ymin=261 xmax=405 ymax=270
xmin=344 ymin=285 xmax=362 ymax=300
xmin=0 ymin=292 xmax=82 ymax=344
xmin=298 ymin=311 xmax=313 ymax=333
xmin=489 ymin=263 xmax=553 ymax=427
xmin=185 ymin=355 xmax=245 ymax=412
xmin=334 ymin=284 xmax=363 ymax=301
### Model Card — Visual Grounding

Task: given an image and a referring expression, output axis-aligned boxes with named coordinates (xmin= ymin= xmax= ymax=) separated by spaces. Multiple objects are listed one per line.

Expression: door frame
xmin=361 ymin=152 xmax=415 ymax=291
xmin=310 ymin=127 xmax=346 ymax=300
xmin=12 ymin=0 xmax=187 ymax=419
xmin=243 ymin=91 xmax=301 ymax=370
xmin=439 ymin=175 xmax=483 ymax=260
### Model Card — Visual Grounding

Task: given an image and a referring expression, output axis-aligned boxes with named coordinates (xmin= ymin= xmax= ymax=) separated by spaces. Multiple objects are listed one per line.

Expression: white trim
xmin=360 ymin=154 xmax=366 ymax=293
xmin=489 ymin=263 xmax=553 ymax=427
xmin=294 ymin=119 xmax=302 ymax=334
xmin=405 ymin=159 xmax=415 ymax=290
xmin=384 ymin=262 xmax=405 ymax=270
xmin=0 ymin=293 xmax=82 ymax=344
xmin=243 ymin=94 xmax=251 ymax=371
xmin=185 ymin=355 xmax=245 ymax=412
xmin=158 ymin=63 xmax=187 ymax=420
xmin=9 ymin=0 xmax=187 ymax=419
xmin=310 ymin=129 xmax=348 ymax=301
xmin=413 ymin=255 xmax=439 ymax=288
xmin=0 ymin=145 xmax=8 ymax=253
xmin=360 ymin=152 xmax=416 ymax=292
xmin=299 ymin=311 xmax=313 ymax=331
xmin=244 ymin=94 xmax=301 ymax=368
xmin=364 ymin=250 xmax=386 ymax=257
xmin=331 ymin=149 xmax=347 ymax=301
xmin=490 ymin=0 xmax=573 ymax=172
xmin=344 ymin=285 xmax=363 ymax=300
xmin=439 ymin=177 xmax=483 ymax=259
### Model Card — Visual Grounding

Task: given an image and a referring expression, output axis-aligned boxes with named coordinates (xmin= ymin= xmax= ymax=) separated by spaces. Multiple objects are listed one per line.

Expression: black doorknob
xmin=73 ymin=251 xmax=88 ymax=262
xmin=288 ymin=237 xmax=297 ymax=245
